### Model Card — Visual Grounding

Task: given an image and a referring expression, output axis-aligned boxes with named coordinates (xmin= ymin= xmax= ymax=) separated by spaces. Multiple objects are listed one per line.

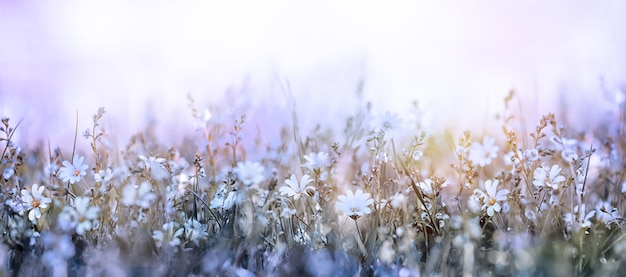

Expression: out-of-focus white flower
xmin=596 ymin=201 xmax=619 ymax=223
xmin=469 ymin=136 xmax=499 ymax=167
xmin=42 ymin=232 xmax=75 ymax=276
xmin=279 ymin=174 xmax=315 ymax=200
xmin=121 ymin=181 xmax=157 ymax=208
xmin=94 ymin=168 xmax=113 ymax=183
xmin=474 ymin=180 xmax=509 ymax=217
xmin=412 ymin=150 xmax=423 ymax=161
xmin=564 ymin=204 xmax=594 ymax=232
xmin=210 ymin=183 xmax=238 ymax=209
xmin=302 ymin=152 xmax=330 ymax=171
xmin=390 ymin=192 xmax=408 ymax=209
xmin=139 ymin=155 xmax=169 ymax=180
xmin=373 ymin=111 xmax=403 ymax=136
xmin=2 ymin=167 xmax=14 ymax=180
xmin=523 ymin=149 xmax=539 ymax=162
xmin=532 ymin=164 xmax=566 ymax=190
xmin=59 ymin=156 xmax=88 ymax=184
xmin=378 ymin=240 xmax=396 ymax=264
xmin=561 ymin=149 xmax=578 ymax=163
xmin=335 ymin=189 xmax=374 ymax=219
xmin=152 ymin=221 xmax=184 ymax=249
xmin=235 ymin=161 xmax=265 ymax=187
xmin=467 ymin=194 xmax=482 ymax=213
xmin=58 ymin=196 xmax=99 ymax=235
xmin=184 ymin=218 xmax=208 ymax=246
xmin=20 ymin=184 xmax=52 ymax=223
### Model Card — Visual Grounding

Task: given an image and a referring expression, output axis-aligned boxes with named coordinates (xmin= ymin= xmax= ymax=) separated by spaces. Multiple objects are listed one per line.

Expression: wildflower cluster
xmin=0 ymin=90 xmax=625 ymax=276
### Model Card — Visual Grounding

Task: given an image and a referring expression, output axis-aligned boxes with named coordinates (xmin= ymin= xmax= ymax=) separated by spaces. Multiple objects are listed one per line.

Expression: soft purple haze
xmin=1 ymin=1 xmax=625 ymax=150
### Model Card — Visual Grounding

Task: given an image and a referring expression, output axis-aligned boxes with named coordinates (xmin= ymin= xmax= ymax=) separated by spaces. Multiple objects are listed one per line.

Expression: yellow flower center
xmin=488 ymin=197 xmax=497 ymax=206
xmin=79 ymin=215 xmax=87 ymax=223
xmin=32 ymin=199 xmax=40 ymax=208
xmin=73 ymin=169 xmax=81 ymax=177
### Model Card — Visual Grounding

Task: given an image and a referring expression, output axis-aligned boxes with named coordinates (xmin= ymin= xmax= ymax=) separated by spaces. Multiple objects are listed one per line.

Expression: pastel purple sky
xmin=1 ymin=1 xmax=625 ymax=149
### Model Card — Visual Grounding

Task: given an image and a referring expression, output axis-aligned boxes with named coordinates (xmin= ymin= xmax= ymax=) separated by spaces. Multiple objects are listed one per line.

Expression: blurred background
xmin=1 ymin=0 xmax=625 ymax=149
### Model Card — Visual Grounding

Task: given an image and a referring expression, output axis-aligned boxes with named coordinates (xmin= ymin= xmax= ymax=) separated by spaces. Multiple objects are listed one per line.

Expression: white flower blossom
xmin=20 ymin=184 xmax=52 ymax=223
xmin=302 ymin=152 xmax=330 ymax=171
xmin=279 ymin=174 xmax=315 ymax=200
xmin=336 ymin=189 xmax=374 ymax=219
xmin=59 ymin=156 xmax=88 ymax=184
xmin=533 ymin=164 xmax=566 ymax=190
xmin=58 ymin=196 xmax=99 ymax=235
xmin=474 ymin=180 xmax=509 ymax=217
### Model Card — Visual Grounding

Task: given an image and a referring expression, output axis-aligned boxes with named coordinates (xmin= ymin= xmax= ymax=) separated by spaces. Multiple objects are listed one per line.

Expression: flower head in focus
xmin=59 ymin=156 xmax=88 ymax=184
xmin=473 ymin=180 xmax=508 ymax=217
xmin=20 ymin=184 xmax=52 ymax=223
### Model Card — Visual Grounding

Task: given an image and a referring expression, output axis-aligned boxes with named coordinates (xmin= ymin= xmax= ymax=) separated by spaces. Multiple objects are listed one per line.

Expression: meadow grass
xmin=1 ymin=91 xmax=626 ymax=276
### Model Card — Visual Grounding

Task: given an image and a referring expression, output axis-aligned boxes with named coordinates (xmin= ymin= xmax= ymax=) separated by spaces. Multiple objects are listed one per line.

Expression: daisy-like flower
xmin=473 ymin=180 xmax=509 ymax=217
xmin=469 ymin=136 xmax=499 ymax=167
xmin=302 ymin=152 xmax=330 ymax=171
xmin=58 ymin=196 xmax=99 ymax=235
xmin=59 ymin=156 xmax=88 ymax=184
xmin=335 ymin=189 xmax=374 ymax=220
xmin=234 ymin=161 xmax=265 ymax=187
xmin=152 ymin=221 xmax=184 ymax=249
xmin=532 ymin=164 xmax=566 ymax=190
xmin=373 ymin=111 xmax=403 ymax=135
xmin=121 ymin=181 xmax=157 ymax=208
xmin=279 ymin=174 xmax=315 ymax=200
xmin=20 ymin=184 xmax=52 ymax=223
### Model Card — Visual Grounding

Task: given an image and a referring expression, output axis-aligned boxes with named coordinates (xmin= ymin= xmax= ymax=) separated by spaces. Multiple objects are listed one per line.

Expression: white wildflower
xmin=59 ymin=156 xmax=88 ymax=184
xmin=469 ymin=136 xmax=499 ymax=167
xmin=20 ymin=184 xmax=52 ymax=223
xmin=279 ymin=174 xmax=315 ymax=200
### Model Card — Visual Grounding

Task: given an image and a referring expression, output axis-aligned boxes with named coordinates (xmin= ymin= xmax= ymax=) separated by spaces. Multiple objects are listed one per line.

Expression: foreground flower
xmin=474 ymin=180 xmax=509 ymax=217
xmin=469 ymin=136 xmax=499 ymax=167
xmin=58 ymin=196 xmax=99 ymax=235
xmin=235 ymin=161 xmax=265 ymax=187
xmin=336 ymin=189 xmax=374 ymax=219
xmin=532 ymin=164 xmax=566 ymax=190
xmin=20 ymin=184 xmax=52 ymax=223
xmin=59 ymin=156 xmax=88 ymax=184
xmin=279 ymin=174 xmax=315 ymax=200
xmin=152 ymin=222 xmax=184 ymax=249
xmin=302 ymin=152 xmax=330 ymax=171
